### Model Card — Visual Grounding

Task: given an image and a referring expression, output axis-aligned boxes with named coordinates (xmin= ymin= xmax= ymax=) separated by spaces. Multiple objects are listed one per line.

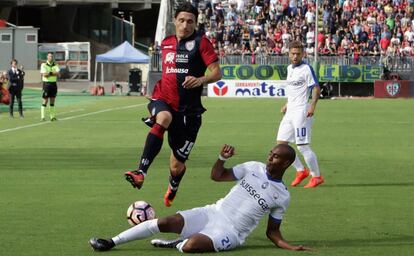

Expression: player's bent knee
xmin=155 ymin=111 xmax=172 ymax=128
xmin=157 ymin=214 xmax=184 ymax=234
xmin=182 ymin=236 xmax=215 ymax=253
xmin=181 ymin=240 xmax=199 ymax=253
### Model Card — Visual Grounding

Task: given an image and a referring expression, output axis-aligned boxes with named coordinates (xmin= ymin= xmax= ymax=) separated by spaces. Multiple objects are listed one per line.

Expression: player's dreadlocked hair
xmin=175 ymin=2 xmax=198 ymax=21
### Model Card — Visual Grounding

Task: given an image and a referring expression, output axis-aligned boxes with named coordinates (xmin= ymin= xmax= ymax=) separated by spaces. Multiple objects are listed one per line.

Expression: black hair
xmin=276 ymin=144 xmax=296 ymax=165
xmin=11 ymin=59 xmax=18 ymax=64
xmin=175 ymin=2 xmax=198 ymax=21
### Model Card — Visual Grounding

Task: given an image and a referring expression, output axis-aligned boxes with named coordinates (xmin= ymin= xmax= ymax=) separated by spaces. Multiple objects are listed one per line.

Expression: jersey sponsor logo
xmin=176 ymin=54 xmax=189 ymax=63
xmin=165 ymin=67 xmax=189 ymax=74
xmin=185 ymin=40 xmax=195 ymax=51
xmin=240 ymin=179 xmax=269 ymax=210
xmin=235 ymin=81 xmax=286 ymax=97
xmin=163 ymin=45 xmax=173 ymax=49
xmin=213 ymin=81 xmax=228 ymax=96
xmin=290 ymin=79 xmax=305 ymax=87
xmin=165 ymin=52 xmax=175 ymax=64
xmin=386 ymin=82 xmax=400 ymax=96
xmin=141 ymin=158 xmax=149 ymax=166
xmin=261 ymin=182 xmax=269 ymax=189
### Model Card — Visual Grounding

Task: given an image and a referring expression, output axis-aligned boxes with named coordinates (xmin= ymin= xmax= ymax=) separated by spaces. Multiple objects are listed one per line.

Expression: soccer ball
xmin=126 ymin=200 xmax=156 ymax=226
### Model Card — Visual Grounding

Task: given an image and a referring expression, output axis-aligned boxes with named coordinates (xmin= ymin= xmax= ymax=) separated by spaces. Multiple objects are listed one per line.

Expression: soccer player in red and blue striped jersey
xmin=125 ymin=2 xmax=222 ymax=207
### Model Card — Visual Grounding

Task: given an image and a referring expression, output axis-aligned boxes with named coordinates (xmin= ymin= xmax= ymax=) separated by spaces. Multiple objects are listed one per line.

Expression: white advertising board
xmin=208 ymin=80 xmax=288 ymax=98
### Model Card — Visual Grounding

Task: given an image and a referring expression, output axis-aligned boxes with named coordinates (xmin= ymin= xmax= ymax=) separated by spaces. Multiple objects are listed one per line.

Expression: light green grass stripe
xmin=0 ymin=103 xmax=146 ymax=134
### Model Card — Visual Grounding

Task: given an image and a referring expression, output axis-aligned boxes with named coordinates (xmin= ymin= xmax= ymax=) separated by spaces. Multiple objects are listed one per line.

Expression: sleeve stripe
xmin=269 ymin=215 xmax=282 ymax=223
xmin=307 ymin=64 xmax=319 ymax=86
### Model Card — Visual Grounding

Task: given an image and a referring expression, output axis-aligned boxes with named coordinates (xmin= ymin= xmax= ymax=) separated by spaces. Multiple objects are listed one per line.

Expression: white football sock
xmin=297 ymin=145 xmax=320 ymax=177
xmin=292 ymin=155 xmax=305 ymax=171
xmin=176 ymin=239 xmax=189 ymax=253
xmin=112 ymin=219 xmax=160 ymax=245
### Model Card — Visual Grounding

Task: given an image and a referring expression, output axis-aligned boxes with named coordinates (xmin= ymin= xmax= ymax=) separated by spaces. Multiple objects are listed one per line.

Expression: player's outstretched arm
xmin=266 ymin=218 xmax=312 ymax=251
xmin=210 ymin=144 xmax=236 ymax=182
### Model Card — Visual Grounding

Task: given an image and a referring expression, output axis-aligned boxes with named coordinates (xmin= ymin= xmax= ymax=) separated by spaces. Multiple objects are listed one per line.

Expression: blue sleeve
xmin=307 ymin=64 xmax=319 ymax=88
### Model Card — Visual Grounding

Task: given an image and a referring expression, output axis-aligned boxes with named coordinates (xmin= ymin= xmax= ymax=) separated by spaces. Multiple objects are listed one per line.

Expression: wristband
xmin=218 ymin=154 xmax=228 ymax=161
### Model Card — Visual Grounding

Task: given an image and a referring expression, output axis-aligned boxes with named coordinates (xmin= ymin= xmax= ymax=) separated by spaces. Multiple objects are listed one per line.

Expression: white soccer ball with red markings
xmin=126 ymin=200 xmax=156 ymax=226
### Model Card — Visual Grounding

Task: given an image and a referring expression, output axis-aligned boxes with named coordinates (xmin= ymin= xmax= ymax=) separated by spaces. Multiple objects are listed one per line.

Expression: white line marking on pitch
xmin=57 ymin=108 xmax=85 ymax=115
xmin=0 ymin=103 xmax=146 ymax=134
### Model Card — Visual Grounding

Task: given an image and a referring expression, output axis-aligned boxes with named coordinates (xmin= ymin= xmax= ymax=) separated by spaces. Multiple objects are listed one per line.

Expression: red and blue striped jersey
xmin=152 ymin=32 xmax=218 ymax=114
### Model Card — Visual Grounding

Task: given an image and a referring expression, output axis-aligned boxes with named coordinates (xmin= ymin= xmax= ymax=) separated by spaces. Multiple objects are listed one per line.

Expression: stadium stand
xmin=160 ymin=0 xmax=414 ymax=77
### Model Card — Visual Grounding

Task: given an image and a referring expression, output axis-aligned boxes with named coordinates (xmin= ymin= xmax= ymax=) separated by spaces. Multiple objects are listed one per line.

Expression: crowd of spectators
xmin=189 ymin=0 xmax=414 ymax=64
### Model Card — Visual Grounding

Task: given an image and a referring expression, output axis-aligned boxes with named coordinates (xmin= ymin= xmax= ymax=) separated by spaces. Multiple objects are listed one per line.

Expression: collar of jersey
xmin=292 ymin=61 xmax=305 ymax=68
xmin=266 ymin=171 xmax=282 ymax=183
xmin=177 ymin=31 xmax=196 ymax=43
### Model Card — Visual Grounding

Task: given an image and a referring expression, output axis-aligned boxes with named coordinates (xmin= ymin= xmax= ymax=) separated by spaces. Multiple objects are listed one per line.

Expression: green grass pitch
xmin=0 ymin=90 xmax=413 ymax=256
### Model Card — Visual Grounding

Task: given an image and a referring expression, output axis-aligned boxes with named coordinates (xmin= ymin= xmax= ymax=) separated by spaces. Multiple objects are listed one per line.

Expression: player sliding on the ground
xmin=90 ymin=144 xmax=312 ymax=253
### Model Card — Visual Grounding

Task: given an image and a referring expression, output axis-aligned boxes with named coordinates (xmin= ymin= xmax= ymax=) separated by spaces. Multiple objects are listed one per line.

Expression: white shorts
xmin=277 ymin=108 xmax=313 ymax=144
xmin=178 ymin=204 xmax=241 ymax=252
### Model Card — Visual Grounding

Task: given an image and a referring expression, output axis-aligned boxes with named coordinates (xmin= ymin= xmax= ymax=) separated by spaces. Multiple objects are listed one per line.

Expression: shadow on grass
xmin=84 ymin=235 xmax=414 ymax=254
xmin=240 ymin=234 xmax=414 ymax=251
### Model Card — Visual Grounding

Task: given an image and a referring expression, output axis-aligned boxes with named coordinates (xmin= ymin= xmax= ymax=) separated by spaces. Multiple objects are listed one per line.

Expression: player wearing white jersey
xmin=89 ymin=144 xmax=311 ymax=253
xmin=277 ymin=40 xmax=324 ymax=188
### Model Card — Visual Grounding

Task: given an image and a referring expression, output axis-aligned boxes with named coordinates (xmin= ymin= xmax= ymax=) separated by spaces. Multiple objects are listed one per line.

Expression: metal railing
xmin=149 ymin=52 xmax=414 ymax=73
xmin=111 ymin=16 xmax=134 ymax=47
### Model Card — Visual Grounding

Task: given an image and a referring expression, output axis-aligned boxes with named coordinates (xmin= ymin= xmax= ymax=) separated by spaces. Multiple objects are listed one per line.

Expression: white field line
xmin=0 ymin=103 xmax=146 ymax=134
xmin=0 ymin=109 xmax=84 ymax=121
xmin=56 ymin=108 xmax=85 ymax=115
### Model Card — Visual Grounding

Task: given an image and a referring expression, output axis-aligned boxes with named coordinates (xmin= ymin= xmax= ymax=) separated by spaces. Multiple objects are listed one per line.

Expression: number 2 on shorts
xmin=221 ymin=236 xmax=231 ymax=249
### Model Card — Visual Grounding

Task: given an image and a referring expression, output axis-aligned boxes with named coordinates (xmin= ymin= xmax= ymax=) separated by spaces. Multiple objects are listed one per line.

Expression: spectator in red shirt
xmin=380 ymin=36 xmax=391 ymax=51
xmin=272 ymin=42 xmax=283 ymax=55
xmin=317 ymin=31 xmax=326 ymax=51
